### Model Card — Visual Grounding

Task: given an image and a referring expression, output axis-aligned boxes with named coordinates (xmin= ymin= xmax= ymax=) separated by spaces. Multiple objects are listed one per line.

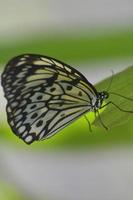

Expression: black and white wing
xmin=1 ymin=54 xmax=98 ymax=144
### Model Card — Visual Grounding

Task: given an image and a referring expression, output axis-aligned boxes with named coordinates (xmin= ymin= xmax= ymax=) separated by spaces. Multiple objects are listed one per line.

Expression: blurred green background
xmin=1 ymin=0 xmax=133 ymax=200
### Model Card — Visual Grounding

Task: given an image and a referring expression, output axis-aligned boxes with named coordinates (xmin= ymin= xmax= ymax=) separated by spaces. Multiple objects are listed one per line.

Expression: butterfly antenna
xmin=110 ymin=92 xmax=133 ymax=101
xmin=108 ymin=70 xmax=133 ymax=102
xmin=106 ymin=69 xmax=114 ymax=92
xmin=101 ymin=101 xmax=133 ymax=113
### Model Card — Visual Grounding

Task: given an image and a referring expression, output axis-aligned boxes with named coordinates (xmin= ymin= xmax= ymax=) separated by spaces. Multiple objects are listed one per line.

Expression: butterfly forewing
xmin=2 ymin=54 xmax=98 ymax=144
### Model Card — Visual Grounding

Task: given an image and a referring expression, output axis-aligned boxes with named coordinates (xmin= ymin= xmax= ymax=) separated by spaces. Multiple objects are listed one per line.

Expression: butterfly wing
xmin=1 ymin=54 xmax=98 ymax=144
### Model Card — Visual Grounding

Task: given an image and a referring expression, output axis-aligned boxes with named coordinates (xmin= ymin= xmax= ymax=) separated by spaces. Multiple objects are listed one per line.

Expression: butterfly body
xmin=1 ymin=54 xmax=108 ymax=144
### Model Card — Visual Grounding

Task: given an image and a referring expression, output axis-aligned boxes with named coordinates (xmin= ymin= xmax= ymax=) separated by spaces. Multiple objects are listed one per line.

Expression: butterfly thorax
xmin=91 ymin=91 xmax=109 ymax=111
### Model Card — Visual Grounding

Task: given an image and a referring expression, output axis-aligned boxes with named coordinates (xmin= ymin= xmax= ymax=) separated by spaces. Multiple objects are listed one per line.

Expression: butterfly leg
xmin=101 ymin=101 xmax=133 ymax=113
xmin=95 ymin=110 xmax=108 ymax=130
xmin=84 ymin=115 xmax=92 ymax=132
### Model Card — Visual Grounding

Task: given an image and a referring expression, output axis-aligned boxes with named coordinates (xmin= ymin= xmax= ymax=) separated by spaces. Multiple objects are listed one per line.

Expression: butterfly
xmin=1 ymin=54 xmax=111 ymax=144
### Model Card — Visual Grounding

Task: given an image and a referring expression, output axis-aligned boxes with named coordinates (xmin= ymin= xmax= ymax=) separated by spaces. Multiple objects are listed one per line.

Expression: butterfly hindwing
xmin=2 ymin=54 xmax=98 ymax=144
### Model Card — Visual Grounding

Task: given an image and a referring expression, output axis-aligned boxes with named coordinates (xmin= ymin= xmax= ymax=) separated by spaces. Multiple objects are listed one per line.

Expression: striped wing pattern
xmin=2 ymin=54 xmax=98 ymax=144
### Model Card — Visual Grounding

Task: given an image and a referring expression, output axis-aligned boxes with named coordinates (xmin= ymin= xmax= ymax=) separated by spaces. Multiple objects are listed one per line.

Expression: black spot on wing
xmin=36 ymin=120 xmax=43 ymax=127
xmin=46 ymin=73 xmax=58 ymax=86
xmin=66 ymin=85 xmax=72 ymax=90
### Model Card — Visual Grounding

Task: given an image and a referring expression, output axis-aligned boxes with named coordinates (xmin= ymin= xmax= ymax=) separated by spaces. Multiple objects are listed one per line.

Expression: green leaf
xmin=0 ymin=180 xmax=24 ymax=200
xmin=94 ymin=66 xmax=133 ymax=128
xmin=1 ymin=28 xmax=133 ymax=66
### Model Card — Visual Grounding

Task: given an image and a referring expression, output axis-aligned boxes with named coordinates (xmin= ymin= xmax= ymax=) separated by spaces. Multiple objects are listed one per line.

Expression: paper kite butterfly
xmin=1 ymin=54 xmax=114 ymax=144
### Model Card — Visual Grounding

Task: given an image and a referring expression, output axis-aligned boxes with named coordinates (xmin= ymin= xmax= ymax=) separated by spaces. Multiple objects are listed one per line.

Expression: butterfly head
xmin=94 ymin=91 xmax=109 ymax=110
xmin=98 ymin=91 xmax=109 ymax=100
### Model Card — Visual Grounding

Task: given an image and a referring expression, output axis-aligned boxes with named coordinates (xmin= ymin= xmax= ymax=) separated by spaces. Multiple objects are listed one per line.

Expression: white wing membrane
xmin=2 ymin=54 xmax=97 ymax=144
